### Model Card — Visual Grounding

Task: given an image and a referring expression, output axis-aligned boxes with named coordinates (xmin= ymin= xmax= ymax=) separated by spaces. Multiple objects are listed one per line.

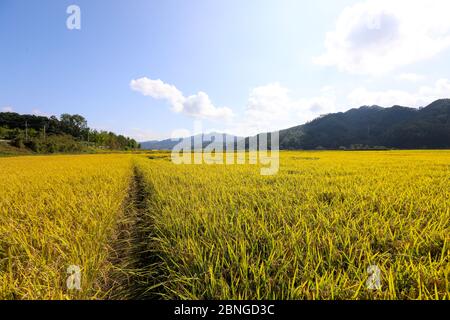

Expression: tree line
xmin=0 ymin=112 xmax=140 ymax=153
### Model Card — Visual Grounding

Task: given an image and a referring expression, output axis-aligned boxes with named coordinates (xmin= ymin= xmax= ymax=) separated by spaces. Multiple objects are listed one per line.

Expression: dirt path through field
xmin=105 ymin=164 xmax=164 ymax=299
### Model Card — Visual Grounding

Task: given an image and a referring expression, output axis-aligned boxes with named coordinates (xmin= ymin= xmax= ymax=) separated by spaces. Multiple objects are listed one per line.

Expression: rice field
xmin=0 ymin=151 xmax=449 ymax=299
xmin=0 ymin=155 xmax=134 ymax=299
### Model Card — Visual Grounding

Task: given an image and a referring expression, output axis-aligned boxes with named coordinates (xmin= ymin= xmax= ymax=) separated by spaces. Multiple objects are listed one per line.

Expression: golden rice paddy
xmin=0 ymin=151 xmax=449 ymax=299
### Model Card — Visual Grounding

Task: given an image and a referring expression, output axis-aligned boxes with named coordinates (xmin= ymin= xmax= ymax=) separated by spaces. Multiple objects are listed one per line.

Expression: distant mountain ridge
xmin=278 ymin=99 xmax=450 ymax=149
xmin=141 ymin=99 xmax=450 ymax=150
xmin=140 ymin=139 xmax=178 ymax=150
xmin=141 ymin=133 xmax=244 ymax=150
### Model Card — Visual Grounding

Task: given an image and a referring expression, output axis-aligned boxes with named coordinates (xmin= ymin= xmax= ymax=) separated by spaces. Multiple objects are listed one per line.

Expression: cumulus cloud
xmin=1 ymin=106 xmax=13 ymax=112
xmin=314 ymin=0 xmax=450 ymax=75
xmin=397 ymin=73 xmax=425 ymax=82
xmin=183 ymin=92 xmax=233 ymax=119
xmin=130 ymin=78 xmax=335 ymax=136
xmin=130 ymin=77 xmax=233 ymax=120
xmin=225 ymin=83 xmax=337 ymax=136
xmin=32 ymin=109 xmax=50 ymax=117
xmin=130 ymin=78 xmax=184 ymax=112
xmin=348 ymin=78 xmax=450 ymax=107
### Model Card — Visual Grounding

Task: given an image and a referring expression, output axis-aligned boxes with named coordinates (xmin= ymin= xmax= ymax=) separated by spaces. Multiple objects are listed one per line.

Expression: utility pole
xmin=43 ymin=124 xmax=46 ymax=141
xmin=25 ymin=121 xmax=28 ymax=142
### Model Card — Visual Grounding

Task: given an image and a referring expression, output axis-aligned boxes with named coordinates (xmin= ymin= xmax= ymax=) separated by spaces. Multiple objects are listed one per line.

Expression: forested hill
xmin=278 ymin=99 xmax=450 ymax=150
xmin=0 ymin=112 xmax=139 ymax=153
xmin=140 ymin=99 xmax=450 ymax=151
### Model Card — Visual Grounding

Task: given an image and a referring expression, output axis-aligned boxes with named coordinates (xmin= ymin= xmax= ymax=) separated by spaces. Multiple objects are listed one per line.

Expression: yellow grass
xmin=0 ymin=151 xmax=449 ymax=299
xmin=135 ymin=151 xmax=450 ymax=299
xmin=0 ymin=154 xmax=133 ymax=299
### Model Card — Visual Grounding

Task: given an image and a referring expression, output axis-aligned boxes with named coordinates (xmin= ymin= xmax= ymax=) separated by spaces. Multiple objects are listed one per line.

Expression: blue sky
xmin=1 ymin=0 xmax=450 ymax=141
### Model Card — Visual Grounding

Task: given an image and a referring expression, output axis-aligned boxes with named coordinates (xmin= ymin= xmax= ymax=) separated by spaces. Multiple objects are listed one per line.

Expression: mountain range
xmin=140 ymin=133 xmax=243 ymax=150
xmin=141 ymin=99 xmax=450 ymax=150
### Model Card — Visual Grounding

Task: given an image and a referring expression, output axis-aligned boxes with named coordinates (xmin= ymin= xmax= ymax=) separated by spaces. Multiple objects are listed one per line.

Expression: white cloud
xmin=1 ymin=106 xmax=13 ymax=112
xmin=171 ymin=129 xmax=192 ymax=139
xmin=348 ymin=78 xmax=450 ymax=107
xmin=124 ymin=128 xmax=167 ymax=141
xmin=130 ymin=78 xmax=184 ymax=112
xmin=130 ymin=78 xmax=335 ymax=136
xmin=397 ymin=73 xmax=425 ymax=82
xmin=183 ymin=92 xmax=233 ymax=119
xmin=314 ymin=0 xmax=450 ymax=75
xmin=32 ymin=109 xmax=50 ymax=117
xmin=225 ymin=83 xmax=337 ymax=136
xmin=130 ymin=77 xmax=233 ymax=120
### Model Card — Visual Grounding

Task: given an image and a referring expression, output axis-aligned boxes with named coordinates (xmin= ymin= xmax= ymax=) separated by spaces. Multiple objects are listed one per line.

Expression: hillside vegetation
xmin=279 ymin=99 xmax=450 ymax=150
xmin=0 ymin=112 xmax=139 ymax=154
